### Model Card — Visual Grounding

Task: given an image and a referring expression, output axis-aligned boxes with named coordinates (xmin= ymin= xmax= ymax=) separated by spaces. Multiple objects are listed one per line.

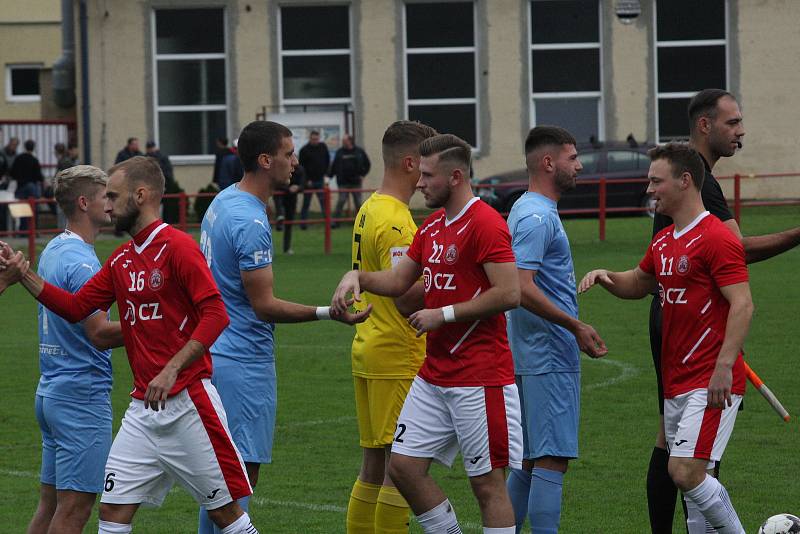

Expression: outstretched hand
xmin=573 ymin=321 xmax=608 ymax=358
xmin=578 ymin=269 xmax=613 ymax=294
xmin=331 ymin=270 xmax=361 ymax=316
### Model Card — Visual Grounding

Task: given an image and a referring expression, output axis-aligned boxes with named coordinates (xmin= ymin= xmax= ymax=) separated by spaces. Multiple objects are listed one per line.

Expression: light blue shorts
xmin=36 ymin=394 xmax=112 ymax=493
xmin=516 ymin=372 xmax=580 ymax=460
xmin=211 ymin=357 xmax=277 ymax=464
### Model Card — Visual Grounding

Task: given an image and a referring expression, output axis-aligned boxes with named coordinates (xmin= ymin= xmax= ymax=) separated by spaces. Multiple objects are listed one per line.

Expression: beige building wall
xmin=357 ymin=0 xmax=399 ymax=192
xmin=604 ymin=1 xmax=651 ymax=144
xmin=474 ymin=0 xmax=526 ymax=180
xmin=67 ymin=0 xmax=800 ymax=203
xmin=0 ymin=0 xmax=61 ymax=121
xmin=715 ymin=0 xmax=800 ymax=200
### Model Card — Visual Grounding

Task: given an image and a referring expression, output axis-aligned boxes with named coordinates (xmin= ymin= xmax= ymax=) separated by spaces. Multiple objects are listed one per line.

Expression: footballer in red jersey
xmin=2 ymin=157 xmax=260 ymax=534
xmin=332 ymin=134 xmax=522 ymax=532
xmin=578 ymin=144 xmax=752 ymax=534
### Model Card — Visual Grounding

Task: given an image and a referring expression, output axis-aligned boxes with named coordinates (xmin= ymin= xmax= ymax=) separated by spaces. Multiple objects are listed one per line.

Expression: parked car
xmin=474 ymin=141 xmax=656 ymax=217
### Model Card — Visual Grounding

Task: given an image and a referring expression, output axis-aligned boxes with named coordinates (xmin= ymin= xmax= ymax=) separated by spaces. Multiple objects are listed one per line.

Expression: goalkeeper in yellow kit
xmin=346 ymin=121 xmax=437 ymax=533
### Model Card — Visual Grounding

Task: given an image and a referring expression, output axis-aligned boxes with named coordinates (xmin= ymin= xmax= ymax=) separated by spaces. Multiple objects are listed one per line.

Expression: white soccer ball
xmin=758 ymin=514 xmax=800 ymax=534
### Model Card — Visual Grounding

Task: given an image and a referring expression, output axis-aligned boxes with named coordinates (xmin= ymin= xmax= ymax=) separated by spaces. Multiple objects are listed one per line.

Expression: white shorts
xmin=391 ymin=376 xmax=522 ymax=476
xmin=664 ymin=388 xmax=742 ymax=469
xmin=100 ymin=379 xmax=251 ymax=510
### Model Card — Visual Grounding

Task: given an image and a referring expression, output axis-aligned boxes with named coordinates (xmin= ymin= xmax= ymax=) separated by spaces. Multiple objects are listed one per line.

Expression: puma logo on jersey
xmin=391 ymin=226 xmax=402 ymax=234
xmin=531 ymin=213 xmax=544 ymax=223
xmin=253 ymin=219 xmax=266 ymax=229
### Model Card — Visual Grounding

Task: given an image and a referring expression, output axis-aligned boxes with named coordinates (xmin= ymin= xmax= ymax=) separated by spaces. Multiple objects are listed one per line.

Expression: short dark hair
xmin=309 ymin=130 xmax=320 ymax=137
xmin=524 ymin=126 xmax=577 ymax=155
xmin=648 ymin=143 xmax=705 ymax=190
xmin=126 ymin=137 xmax=138 ymax=145
xmin=145 ymin=140 xmax=156 ymax=149
xmin=237 ymin=121 xmax=293 ymax=173
xmin=24 ymin=139 xmax=35 ymax=152
xmin=382 ymin=120 xmax=438 ymax=168
xmin=688 ymin=89 xmax=735 ymax=132
xmin=54 ymin=142 xmax=66 ymax=155
xmin=107 ymin=155 xmax=165 ymax=196
xmin=419 ymin=134 xmax=472 ymax=171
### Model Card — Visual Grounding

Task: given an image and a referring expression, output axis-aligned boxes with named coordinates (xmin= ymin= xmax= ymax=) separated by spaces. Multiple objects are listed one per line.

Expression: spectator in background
xmin=330 ymin=134 xmax=371 ymax=228
xmin=1 ymin=136 xmax=20 ymax=189
xmin=114 ymin=137 xmax=142 ymax=164
xmin=11 ymin=139 xmax=45 ymax=232
xmin=218 ymin=139 xmax=244 ymax=190
xmin=298 ymin=130 xmax=330 ymax=229
xmin=213 ymin=137 xmax=230 ymax=187
xmin=275 ymin=163 xmax=305 ymax=255
xmin=53 ymin=143 xmax=80 ymax=228
xmin=56 ymin=142 xmax=79 ymax=173
xmin=146 ymin=141 xmax=183 ymax=224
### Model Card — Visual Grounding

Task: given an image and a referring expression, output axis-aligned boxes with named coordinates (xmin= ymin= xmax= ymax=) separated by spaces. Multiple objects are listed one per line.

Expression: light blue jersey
xmin=37 ymin=231 xmax=112 ymax=403
xmin=506 ymin=192 xmax=579 ymax=374
xmin=199 ymin=184 xmax=277 ymax=470
xmin=200 ymin=184 xmax=275 ymax=363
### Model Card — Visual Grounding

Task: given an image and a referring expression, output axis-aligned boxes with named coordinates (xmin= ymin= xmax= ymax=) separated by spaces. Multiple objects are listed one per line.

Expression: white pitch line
xmin=0 ymin=468 xmax=484 ymax=531
xmin=583 ymin=357 xmax=639 ymax=391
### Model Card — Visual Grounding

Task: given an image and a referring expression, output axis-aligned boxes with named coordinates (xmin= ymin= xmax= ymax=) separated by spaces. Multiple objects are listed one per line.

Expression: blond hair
xmin=54 ymin=165 xmax=108 ymax=217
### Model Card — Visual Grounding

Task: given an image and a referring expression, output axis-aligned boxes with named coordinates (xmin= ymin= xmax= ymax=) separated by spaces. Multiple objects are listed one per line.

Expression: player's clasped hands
xmin=0 ymin=240 xmax=31 ymax=285
xmin=577 ymin=269 xmax=612 ymax=293
xmin=408 ymin=307 xmax=444 ymax=337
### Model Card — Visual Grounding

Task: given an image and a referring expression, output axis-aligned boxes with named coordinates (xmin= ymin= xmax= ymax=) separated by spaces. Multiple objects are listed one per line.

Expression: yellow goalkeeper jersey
xmin=350 ymin=192 xmax=425 ymax=378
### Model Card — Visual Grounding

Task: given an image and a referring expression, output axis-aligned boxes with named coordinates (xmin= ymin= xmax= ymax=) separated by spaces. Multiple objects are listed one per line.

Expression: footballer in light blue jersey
xmin=200 ymin=184 xmax=277 ymax=468
xmin=506 ymin=191 xmax=579 ymax=375
xmin=36 ymin=230 xmax=113 ymax=494
xmin=504 ymin=127 xmax=607 ymax=534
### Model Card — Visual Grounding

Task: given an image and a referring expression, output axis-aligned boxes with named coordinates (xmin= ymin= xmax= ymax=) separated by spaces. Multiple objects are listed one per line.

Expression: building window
xmin=278 ymin=5 xmax=352 ymax=108
xmin=529 ymin=0 xmax=602 ymax=144
xmin=654 ymin=0 xmax=727 ymax=141
xmin=404 ymin=1 xmax=479 ymax=148
xmin=5 ymin=64 xmax=42 ymax=102
xmin=152 ymin=8 xmax=227 ymax=158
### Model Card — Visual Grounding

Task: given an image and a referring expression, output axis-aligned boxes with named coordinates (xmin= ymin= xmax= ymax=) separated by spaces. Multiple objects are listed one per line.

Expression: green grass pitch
xmin=0 ymin=207 xmax=797 ymax=532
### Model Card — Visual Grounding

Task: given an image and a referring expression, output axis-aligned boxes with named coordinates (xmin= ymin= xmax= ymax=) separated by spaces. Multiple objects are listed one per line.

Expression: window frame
xmin=653 ymin=0 xmax=729 ymax=142
xmin=150 ymin=7 xmax=229 ymax=163
xmin=402 ymin=0 xmax=481 ymax=151
xmin=5 ymin=63 xmax=43 ymax=103
xmin=528 ymin=0 xmax=604 ymax=141
xmin=277 ymin=4 xmax=354 ymax=108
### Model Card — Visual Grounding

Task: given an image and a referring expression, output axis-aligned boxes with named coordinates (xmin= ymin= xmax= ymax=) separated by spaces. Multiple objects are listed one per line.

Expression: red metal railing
xmin=2 ymin=172 xmax=799 ymax=263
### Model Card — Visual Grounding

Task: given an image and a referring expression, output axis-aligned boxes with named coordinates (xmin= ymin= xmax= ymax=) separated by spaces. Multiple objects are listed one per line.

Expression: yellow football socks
xmin=375 ymin=485 xmax=410 ymax=533
xmin=347 ymin=479 xmax=381 ymax=533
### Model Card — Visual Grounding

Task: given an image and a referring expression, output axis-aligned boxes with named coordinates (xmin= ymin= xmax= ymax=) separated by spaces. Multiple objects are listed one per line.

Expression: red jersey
xmin=407 ymin=198 xmax=516 ymax=387
xmin=639 ymin=212 xmax=749 ymax=398
xmin=38 ymin=220 xmax=229 ymax=399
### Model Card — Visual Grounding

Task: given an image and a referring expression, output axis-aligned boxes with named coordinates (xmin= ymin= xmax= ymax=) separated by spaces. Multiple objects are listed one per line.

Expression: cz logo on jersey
xmin=423 ymin=267 xmax=457 ymax=292
xmin=658 ymin=283 xmax=688 ymax=306
xmin=123 ymin=299 xmax=164 ymax=326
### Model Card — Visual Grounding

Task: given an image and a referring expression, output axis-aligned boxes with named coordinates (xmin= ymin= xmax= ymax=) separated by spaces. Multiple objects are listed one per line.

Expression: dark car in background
xmin=475 ymin=142 xmax=656 ymax=216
